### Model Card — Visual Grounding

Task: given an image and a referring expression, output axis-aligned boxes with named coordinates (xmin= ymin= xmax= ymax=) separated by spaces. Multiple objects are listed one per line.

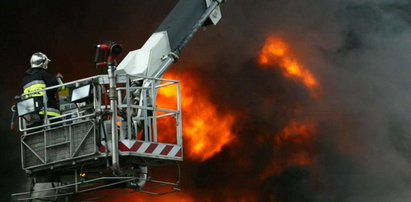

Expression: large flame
xmin=91 ymin=35 xmax=319 ymax=202
xmin=258 ymin=36 xmax=320 ymax=97
xmin=157 ymin=71 xmax=236 ymax=162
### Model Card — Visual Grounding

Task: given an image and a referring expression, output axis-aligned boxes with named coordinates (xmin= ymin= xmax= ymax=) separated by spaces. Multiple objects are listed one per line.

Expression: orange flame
xmin=96 ymin=36 xmax=319 ymax=202
xmin=260 ymin=120 xmax=316 ymax=179
xmin=258 ymin=36 xmax=319 ymax=96
xmin=97 ymin=190 xmax=195 ymax=202
xmin=157 ymin=71 xmax=236 ymax=162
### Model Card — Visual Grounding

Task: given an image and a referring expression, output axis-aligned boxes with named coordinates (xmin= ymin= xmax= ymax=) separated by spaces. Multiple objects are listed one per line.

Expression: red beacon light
xmin=94 ymin=42 xmax=123 ymax=68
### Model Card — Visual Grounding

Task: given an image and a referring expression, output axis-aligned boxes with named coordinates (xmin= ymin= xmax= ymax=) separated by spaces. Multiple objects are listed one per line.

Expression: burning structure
xmin=2 ymin=0 xmax=411 ymax=201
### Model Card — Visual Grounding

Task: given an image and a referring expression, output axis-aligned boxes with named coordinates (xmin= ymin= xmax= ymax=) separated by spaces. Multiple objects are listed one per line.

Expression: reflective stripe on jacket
xmin=39 ymin=107 xmax=61 ymax=117
xmin=23 ymin=80 xmax=46 ymax=98
xmin=22 ymin=68 xmax=63 ymax=117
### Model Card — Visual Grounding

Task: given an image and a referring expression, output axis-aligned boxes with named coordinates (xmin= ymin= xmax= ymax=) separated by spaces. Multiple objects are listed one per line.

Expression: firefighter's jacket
xmin=22 ymin=68 xmax=64 ymax=117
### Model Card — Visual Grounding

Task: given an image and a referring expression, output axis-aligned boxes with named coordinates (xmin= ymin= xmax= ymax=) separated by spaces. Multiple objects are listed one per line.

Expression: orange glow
xmin=260 ymin=120 xmax=316 ymax=179
xmin=157 ymin=71 xmax=236 ymax=162
xmin=92 ymin=36 xmax=319 ymax=202
xmin=258 ymin=36 xmax=320 ymax=96
xmin=96 ymin=190 xmax=195 ymax=202
xmin=276 ymin=120 xmax=315 ymax=145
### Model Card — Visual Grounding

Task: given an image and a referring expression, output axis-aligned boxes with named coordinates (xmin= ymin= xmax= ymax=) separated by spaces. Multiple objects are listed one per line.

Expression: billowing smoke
xmin=2 ymin=0 xmax=411 ymax=201
xmin=176 ymin=1 xmax=411 ymax=201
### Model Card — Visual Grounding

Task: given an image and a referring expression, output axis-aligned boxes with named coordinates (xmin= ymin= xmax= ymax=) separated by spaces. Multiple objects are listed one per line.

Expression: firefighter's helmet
xmin=30 ymin=52 xmax=51 ymax=69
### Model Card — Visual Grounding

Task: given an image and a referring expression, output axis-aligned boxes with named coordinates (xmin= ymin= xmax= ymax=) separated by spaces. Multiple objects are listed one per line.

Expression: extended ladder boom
xmin=117 ymin=0 xmax=224 ymax=78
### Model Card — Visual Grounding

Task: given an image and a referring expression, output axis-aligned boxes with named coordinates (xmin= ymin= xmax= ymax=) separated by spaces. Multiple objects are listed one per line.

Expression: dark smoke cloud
xmin=183 ymin=0 xmax=411 ymax=201
xmin=2 ymin=0 xmax=411 ymax=202
xmin=313 ymin=1 xmax=411 ymax=201
xmin=260 ymin=166 xmax=314 ymax=202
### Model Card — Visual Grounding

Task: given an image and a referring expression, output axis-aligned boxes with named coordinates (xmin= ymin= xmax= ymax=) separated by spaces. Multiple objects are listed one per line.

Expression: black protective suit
xmin=22 ymin=68 xmax=63 ymax=116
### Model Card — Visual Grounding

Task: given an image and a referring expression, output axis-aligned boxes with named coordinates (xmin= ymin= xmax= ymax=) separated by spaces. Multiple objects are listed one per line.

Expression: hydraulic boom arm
xmin=116 ymin=0 xmax=224 ymax=78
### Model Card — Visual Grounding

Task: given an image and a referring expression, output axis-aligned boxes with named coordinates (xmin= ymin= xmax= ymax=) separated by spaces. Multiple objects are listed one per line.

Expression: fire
xmin=89 ymin=36 xmax=319 ymax=202
xmin=257 ymin=36 xmax=319 ymax=180
xmin=96 ymin=190 xmax=195 ymax=202
xmin=258 ymin=36 xmax=319 ymax=96
xmin=276 ymin=120 xmax=315 ymax=146
xmin=260 ymin=120 xmax=316 ymax=179
xmin=157 ymin=71 xmax=236 ymax=162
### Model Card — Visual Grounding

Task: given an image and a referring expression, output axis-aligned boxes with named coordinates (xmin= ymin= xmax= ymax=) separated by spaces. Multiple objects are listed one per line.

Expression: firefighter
xmin=22 ymin=52 xmax=64 ymax=118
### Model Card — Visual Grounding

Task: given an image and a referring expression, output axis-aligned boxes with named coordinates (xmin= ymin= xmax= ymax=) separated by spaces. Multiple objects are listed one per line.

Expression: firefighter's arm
xmin=56 ymin=73 xmax=65 ymax=90
xmin=56 ymin=73 xmax=64 ymax=84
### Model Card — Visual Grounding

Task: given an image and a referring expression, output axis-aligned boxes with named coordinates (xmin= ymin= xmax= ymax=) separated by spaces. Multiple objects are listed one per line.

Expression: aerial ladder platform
xmin=11 ymin=0 xmax=224 ymax=201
